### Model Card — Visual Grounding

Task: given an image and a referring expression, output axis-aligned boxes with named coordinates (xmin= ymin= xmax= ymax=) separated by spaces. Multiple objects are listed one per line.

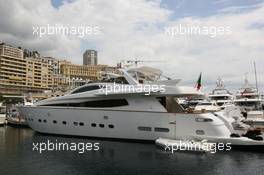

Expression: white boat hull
xmin=0 ymin=114 xmax=6 ymax=125
xmin=18 ymin=106 xmax=232 ymax=141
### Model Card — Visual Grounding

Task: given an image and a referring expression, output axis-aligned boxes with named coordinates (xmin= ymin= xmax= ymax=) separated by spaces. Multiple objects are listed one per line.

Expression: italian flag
xmin=195 ymin=72 xmax=202 ymax=91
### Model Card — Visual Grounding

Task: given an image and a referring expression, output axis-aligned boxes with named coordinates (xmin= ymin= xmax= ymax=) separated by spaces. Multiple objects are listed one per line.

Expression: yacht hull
xmin=18 ymin=106 xmax=231 ymax=141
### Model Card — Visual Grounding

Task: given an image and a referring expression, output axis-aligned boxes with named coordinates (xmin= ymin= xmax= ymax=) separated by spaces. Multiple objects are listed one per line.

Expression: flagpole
xmin=254 ymin=61 xmax=259 ymax=96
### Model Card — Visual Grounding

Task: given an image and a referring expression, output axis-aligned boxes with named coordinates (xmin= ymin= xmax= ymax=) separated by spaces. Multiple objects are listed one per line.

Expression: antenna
xmin=254 ymin=61 xmax=259 ymax=96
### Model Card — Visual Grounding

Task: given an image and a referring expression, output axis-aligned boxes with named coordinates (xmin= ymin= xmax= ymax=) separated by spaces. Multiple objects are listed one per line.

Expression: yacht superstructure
xmin=234 ymin=77 xmax=262 ymax=111
xmin=208 ymin=77 xmax=233 ymax=107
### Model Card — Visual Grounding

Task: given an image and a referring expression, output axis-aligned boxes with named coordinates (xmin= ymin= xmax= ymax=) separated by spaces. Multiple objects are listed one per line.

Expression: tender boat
xmin=6 ymin=106 xmax=28 ymax=127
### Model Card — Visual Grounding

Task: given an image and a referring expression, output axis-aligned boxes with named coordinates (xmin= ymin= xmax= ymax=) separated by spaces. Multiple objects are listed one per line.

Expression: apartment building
xmin=0 ymin=43 xmax=53 ymax=95
xmin=60 ymin=62 xmax=107 ymax=81
xmin=0 ymin=43 xmax=110 ymax=95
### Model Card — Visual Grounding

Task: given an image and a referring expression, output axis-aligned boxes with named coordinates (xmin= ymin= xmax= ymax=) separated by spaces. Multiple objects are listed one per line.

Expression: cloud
xmin=0 ymin=0 xmax=264 ymax=93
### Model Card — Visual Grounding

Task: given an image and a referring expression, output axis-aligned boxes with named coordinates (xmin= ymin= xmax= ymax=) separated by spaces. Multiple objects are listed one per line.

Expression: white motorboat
xmin=208 ymin=77 xmax=234 ymax=107
xmin=17 ymin=67 xmax=264 ymax=148
xmin=194 ymin=100 xmax=221 ymax=112
xmin=0 ymin=103 xmax=6 ymax=126
xmin=6 ymin=106 xmax=27 ymax=127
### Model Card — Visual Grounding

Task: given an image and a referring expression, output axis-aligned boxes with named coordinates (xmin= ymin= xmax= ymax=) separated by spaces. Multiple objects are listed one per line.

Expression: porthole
xmin=91 ymin=123 xmax=96 ymax=127
xmin=196 ymin=130 xmax=205 ymax=135
xmin=79 ymin=122 xmax=84 ymax=126
xmin=38 ymin=119 xmax=42 ymax=122
xmin=138 ymin=126 xmax=152 ymax=131
xmin=62 ymin=121 xmax=67 ymax=125
xmin=43 ymin=119 xmax=47 ymax=123
xmin=53 ymin=120 xmax=57 ymax=124
xmin=108 ymin=124 xmax=114 ymax=129
xmin=73 ymin=122 xmax=78 ymax=126
xmin=99 ymin=124 xmax=104 ymax=128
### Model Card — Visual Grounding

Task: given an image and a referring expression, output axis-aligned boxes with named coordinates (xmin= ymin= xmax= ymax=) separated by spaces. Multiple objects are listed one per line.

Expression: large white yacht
xmin=208 ymin=77 xmax=234 ymax=107
xmin=234 ymin=76 xmax=263 ymax=117
xmin=18 ymin=67 xmax=264 ymax=147
xmin=234 ymin=76 xmax=264 ymax=130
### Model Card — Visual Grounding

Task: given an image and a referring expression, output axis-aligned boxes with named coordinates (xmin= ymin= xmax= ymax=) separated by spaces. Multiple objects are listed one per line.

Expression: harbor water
xmin=1 ymin=126 xmax=264 ymax=175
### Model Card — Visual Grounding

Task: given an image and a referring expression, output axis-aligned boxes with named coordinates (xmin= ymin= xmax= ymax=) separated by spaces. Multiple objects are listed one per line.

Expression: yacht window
xmin=108 ymin=124 xmax=114 ymax=129
xmin=195 ymin=118 xmax=213 ymax=122
xmin=79 ymin=122 xmax=84 ymax=126
xmin=83 ymin=99 xmax=128 ymax=107
xmin=99 ymin=124 xmax=104 ymax=128
xmin=91 ymin=123 xmax=96 ymax=127
xmin=73 ymin=122 xmax=78 ymax=126
xmin=196 ymin=130 xmax=205 ymax=135
xmin=41 ymin=99 xmax=129 ymax=108
xmin=154 ymin=127 xmax=169 ymax=132
xmin=62 ymin=121 xmax=67 ymax=125
xmin=71 ymin=85 xmax=101 ymax=94
xmin=43 ymin=119 xmax=47 ymax=123
xmin=53 ymin=120 xmax=57 ymax=124
xmin=38 ymin=119 xmax=42 ymax=122
xmin=198 ymin=103 xmax=212 ymax=106
xmin=138 ymin=126 xmax=152 ymax=131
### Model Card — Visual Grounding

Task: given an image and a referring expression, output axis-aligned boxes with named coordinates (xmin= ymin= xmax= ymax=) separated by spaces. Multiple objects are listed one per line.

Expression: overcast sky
xmin=0 ymin=0 xmax=264 ymax=93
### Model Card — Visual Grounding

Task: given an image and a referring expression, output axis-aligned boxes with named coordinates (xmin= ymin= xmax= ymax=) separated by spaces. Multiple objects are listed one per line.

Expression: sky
xmin=0 ymin=0 xmax=264 ymax=93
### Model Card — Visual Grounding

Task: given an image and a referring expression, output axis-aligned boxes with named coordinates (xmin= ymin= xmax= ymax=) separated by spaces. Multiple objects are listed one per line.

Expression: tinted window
xmin=154 ymin=127 xmax=169 ymax=132
xmin=42 ymin=99 xmax=129 ymax=108
xmin=83 ymin=99 xmax=128 ymax=107
xmin=195 ymin=118 xmax=213 ymax=122
xmin=138 ymin=126 xmax=152 ymax=131
xmin=71 ymin=85 xmax=101 ymax=94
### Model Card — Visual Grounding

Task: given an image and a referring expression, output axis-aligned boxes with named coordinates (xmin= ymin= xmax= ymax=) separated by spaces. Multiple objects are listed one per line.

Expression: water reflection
xmin=1 ymin=126 xmax=264 ymax=175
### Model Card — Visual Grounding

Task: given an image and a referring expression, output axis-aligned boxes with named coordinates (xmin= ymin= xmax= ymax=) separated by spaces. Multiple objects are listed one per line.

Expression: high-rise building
xmin=83 ymin=50 xmax=97 ymax=65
